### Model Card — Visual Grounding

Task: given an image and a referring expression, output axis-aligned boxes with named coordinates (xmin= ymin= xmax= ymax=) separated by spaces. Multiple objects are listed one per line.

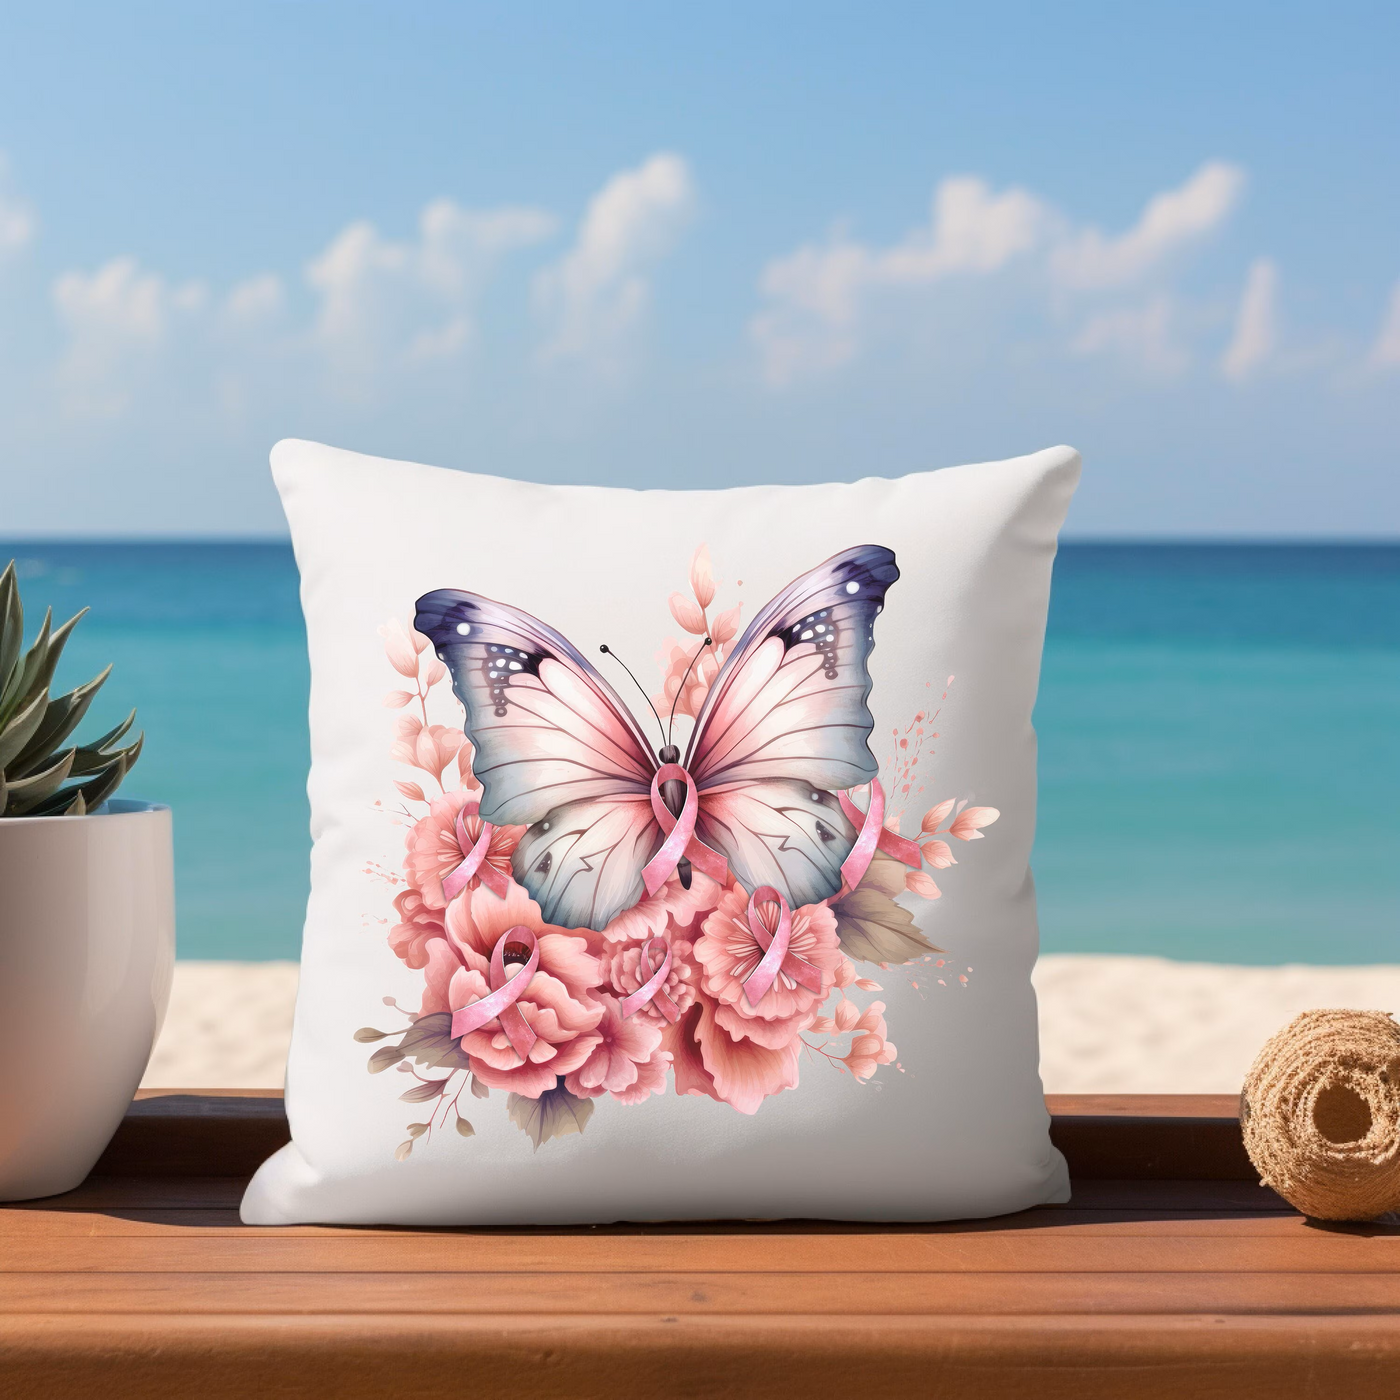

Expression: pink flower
xmin=689 ymin=544 xmax=715 ymax=609
xmin=439 ymin=883 xmax=605 ymax=1099
xmin=379 ymin=618 xmax=426 ymax=678
xmin=405 ymin=789 xmax=524 ymax=909
xmin=598 ymin=935 xmax=700 ymax=1029
xmin=841 ymin=1001 xmax=897 ymax=1081
xmin=388 ymin=888 xmax=445 ymax=969
xmin=664 ymin=997 xmax=801 ymax=1115
xmin=948 ymin=805 xmax=1000 ymax=841
xmin=652 ymin=638 xmax=722 ymax=723
xmin=564 ymin=995 xmax=665 ymax=1100
xmin=599 ymin=869 xmax=723 ymax=945
xmin=693 ymin=888 xmax=842 ymax=1047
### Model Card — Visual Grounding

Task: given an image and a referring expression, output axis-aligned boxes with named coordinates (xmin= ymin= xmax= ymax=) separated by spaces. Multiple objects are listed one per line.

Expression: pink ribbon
xmin=742 ymin=885 xmax=823 ymax=1010
xmin=450 ymin=926 xmax=539 ymax=1062
xmin=836 ymin=778 xmax=922 ymax=896
xmin=641 ymin=763 xmax=728 ymax=896
xmin=617 ymin=936 xmax=680 ymax=1022
xmin=442 ymin=807 xmax=510 ymax=903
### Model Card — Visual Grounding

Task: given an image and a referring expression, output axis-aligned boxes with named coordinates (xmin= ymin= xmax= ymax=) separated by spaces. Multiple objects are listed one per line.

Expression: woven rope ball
xmin=1241 ymin=1009 xmax=1400 ymax=1221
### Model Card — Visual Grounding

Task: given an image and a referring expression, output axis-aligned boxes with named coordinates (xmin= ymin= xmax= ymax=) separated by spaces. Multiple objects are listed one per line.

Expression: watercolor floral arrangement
xmin=357 ymin=547 xmax=998 ymax=1154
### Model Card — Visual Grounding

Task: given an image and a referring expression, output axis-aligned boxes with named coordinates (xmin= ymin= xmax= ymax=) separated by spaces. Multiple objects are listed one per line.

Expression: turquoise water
xmin=2 ymin=542 xmax=1396 ymax=965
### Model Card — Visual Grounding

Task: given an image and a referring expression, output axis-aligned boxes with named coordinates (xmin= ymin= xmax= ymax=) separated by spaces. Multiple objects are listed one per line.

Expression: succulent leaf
xmin=0 ymin=689 xmax=50 ymax=770
xmin=0 ymin=567 xmax=139 ymax=818
xmin=0 ymin=563 xmax=21 ymax=699
xmin=4 ymin=750 xmax=77 ymax=814
xmin=8 ymin=667 xmax=112 ymax=779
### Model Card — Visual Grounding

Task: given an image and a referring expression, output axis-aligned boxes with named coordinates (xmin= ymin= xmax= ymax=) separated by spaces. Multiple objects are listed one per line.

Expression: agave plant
xmin=0 ymin=560 xmax=143 ymax=817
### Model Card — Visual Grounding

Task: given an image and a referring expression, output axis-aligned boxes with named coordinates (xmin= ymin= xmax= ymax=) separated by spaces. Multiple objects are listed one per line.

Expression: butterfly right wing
xmin=415 ymin=589 xmax=663 ymax=930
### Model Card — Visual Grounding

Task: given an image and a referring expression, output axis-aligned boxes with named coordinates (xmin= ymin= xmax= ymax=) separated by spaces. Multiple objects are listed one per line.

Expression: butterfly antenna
xmin=598 ymin=645 xmax=667 ymax=748
xmin=667 ymin=636 xmax=713 ymax=747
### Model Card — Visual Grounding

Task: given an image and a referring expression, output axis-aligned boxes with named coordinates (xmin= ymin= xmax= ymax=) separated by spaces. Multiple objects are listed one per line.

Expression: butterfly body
xmin=416 ymin=544 xmax=899 ymax=933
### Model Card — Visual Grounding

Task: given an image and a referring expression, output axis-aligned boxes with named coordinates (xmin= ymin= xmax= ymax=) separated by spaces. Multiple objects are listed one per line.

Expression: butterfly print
xmin=414 ymin=544 xmax=900 ymax=932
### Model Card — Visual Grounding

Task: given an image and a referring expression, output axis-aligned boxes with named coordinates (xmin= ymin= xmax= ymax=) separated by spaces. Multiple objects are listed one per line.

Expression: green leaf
xmin=69 ymin=731 xmax=142 ymax=778
xmin=507 ymin=1086 xmax=594 ymax=1152
xmin=831 ymin=851 xmax=942 ymax=966
xmin=70 ymin=709 xmax=136 ymax=764
xmin=398 ymin=1011 xmax=473 ymax=1073
xmin=0 ymin=607 xmax=48 ymax=718
xmin=0 ymin=562 xmax=21 ymax=698
xmin=400 ymin=1077 xmax=449 ymax=1104
xmin=368 ymin=1044 xmax=406 ymax=1074
xmin=0 ymin=608 xmax=86 ymax=725
xmin=4 ymin=750 xmax=77 ymax=815
xmin=0 ymin=689 xmax=49 ymax=770
xmin=8 ymin=666 xmax=111 ymax=778
xmin=62 ymin=791 xmax=86 ymax=816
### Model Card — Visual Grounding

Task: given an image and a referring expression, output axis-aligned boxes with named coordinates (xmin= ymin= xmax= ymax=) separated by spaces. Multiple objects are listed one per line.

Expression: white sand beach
xmin=140 ymin=955 xmax=1400 ymax=1094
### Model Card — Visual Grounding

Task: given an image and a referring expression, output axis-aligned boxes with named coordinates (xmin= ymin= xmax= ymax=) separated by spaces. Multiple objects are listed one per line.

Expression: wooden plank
xmin=1 ymin=1313 xmax=1398 ymax=1400
xmin=3 ymin=1232 xmax=1399 ymax=1274
xmin=13 ymin=1173 xmax=1286 ymax=1214
xmin=92 ymin=1092 xmax=1256 ymax=1181
xmin=4 ymin=1269 xmax=1400 ymax=1315
xmin=13 ymin=1205 xmax=1364 ymax=1239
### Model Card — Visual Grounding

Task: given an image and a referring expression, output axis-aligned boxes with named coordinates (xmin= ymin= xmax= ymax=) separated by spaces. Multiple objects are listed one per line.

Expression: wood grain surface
xmin=2 ymin=1092 xmax=1398 ymax=1399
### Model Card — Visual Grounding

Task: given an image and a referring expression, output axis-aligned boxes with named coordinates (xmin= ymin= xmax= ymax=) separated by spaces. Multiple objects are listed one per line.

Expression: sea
xmin=2 ymin=542 xmax=1396 ymax=965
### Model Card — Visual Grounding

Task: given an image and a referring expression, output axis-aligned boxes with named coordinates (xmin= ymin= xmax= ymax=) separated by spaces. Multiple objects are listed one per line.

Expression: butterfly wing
xmin=415 ymin=589 xmax=662 ymax=930
xmin=685 ymin=544 xmax=899 ymax=904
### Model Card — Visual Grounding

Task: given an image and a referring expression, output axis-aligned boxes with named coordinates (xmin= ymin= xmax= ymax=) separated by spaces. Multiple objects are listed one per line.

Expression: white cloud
xmin=306 ymin=198 xmax=554 ymax=382
xmin=1369 ymin=280 xmax=1400 ymax=369
xmin=52 ymin=257 xmax=207 ymax=414
xmin=535 ymin=152 xmax=696 ymax=367
xmin=1073 ymin=295 xmax=1190 ymax=376
xmin=1052 ymin=162 xmax=1245 ymax=290
xmin=221 ymin=273 xmax=285 ymax=330
xmin=751 ymin=176 xmax=1051 ymax=384
xmin=1220 ymin=257 xmax=1279 ymax=382
xmin=0 ymin=154 xmax=35 ymax=258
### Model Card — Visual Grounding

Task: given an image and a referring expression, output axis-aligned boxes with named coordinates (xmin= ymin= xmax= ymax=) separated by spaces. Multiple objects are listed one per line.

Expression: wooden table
xmin=3 ymin=1092 xmax=1399 ymax=1398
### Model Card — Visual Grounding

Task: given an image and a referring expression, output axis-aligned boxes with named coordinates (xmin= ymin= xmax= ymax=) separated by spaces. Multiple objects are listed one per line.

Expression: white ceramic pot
xmin=0 ymin=799 xmax=174 ymax=1200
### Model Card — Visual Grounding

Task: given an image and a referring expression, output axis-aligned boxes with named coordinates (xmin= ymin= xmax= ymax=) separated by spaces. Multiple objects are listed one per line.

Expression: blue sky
xmin=0 ymin=1 xmax=1396 ymax=536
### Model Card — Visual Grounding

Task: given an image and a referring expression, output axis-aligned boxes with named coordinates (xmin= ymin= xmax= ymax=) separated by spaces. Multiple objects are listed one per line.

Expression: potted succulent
xmin=0 ymin=560 xmax=174 ymax=1199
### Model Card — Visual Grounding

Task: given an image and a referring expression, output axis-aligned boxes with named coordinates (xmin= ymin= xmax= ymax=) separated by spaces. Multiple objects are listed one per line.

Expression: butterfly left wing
xmin=416 ymin=589 xmax=662 ymax=931
xmin=509 ymin=792 xmax=663 ymax=931
xmin=685 ymin=544 xmax=900 ymax=905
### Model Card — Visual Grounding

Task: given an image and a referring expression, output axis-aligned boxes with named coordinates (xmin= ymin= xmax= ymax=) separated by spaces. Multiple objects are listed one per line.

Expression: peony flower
xmin=693 ymin=888 xmax=842 ymax=1047
xmin=404 ymin=789 xmax=524 ymax=909
xmin=598 ymin=934 xmax=700 ymax=1029
xmin=599 ymin=869 xmax=723 ymax=945
xmin=564 ymin=995 xmax=665 ymax=1100
xmin=663 ymin=998 xmax=801 ymax=1114
xmin=388 ymin=887 xmax=445 ymax=969
xmin=436 ymin=883 xmax=605 ymax=1099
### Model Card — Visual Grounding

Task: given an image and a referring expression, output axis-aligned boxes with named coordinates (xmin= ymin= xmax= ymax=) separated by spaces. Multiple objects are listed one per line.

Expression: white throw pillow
xmin=242 ymin=439 xmax=1079 ymax=1225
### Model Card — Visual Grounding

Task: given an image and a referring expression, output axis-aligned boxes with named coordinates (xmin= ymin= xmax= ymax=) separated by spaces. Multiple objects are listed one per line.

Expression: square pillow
xmin=242 ymin=439 xmax=1079 ymax=1225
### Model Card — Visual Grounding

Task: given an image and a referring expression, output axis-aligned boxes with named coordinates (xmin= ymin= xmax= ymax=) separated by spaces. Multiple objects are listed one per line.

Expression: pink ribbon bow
xmin=742 ymin=885 xmax=823 ymax=1010
xmin=617 ymin=936 xmax=680 ymax=1022
xmin=441 ymin=807 xmax=510 ymax=903
xmin=641 ymin=763 xmax=729 ymax=896
xmin=836 ymin=778 xmax=923 ymax=897
xmin=450 ymin=926 xmax=540 ymax=1062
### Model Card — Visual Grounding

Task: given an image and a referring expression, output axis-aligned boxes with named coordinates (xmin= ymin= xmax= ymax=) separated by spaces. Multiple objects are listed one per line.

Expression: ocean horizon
xmin=3 ymin=539 xmax=1396 ymax=966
